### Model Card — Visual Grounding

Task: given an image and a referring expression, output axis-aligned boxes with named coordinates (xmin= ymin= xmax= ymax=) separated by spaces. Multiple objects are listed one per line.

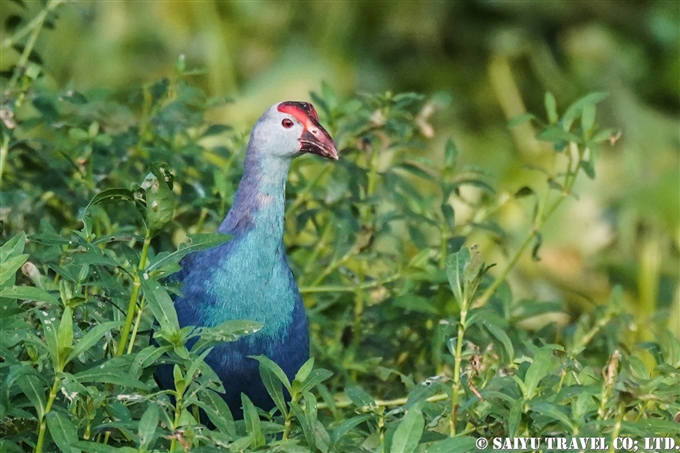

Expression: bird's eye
xmin=282 ymin=118 xmax=294 ymax=128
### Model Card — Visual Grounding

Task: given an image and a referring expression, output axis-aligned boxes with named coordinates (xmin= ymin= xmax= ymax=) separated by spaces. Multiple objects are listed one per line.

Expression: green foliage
xmin=1 ymin=3 xmax=679 ymax=452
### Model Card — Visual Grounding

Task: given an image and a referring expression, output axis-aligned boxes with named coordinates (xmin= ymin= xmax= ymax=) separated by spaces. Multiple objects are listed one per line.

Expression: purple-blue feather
xmin=154 ymin=118 xmax=310 ymax=419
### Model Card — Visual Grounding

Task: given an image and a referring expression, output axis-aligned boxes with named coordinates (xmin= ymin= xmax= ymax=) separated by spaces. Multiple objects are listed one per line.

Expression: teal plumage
xmin=154 ymin=102 xmax=338 ymax=419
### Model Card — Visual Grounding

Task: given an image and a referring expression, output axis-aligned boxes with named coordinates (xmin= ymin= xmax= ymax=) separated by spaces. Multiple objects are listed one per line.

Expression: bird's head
xmin=250 ymin=101 xmax=338 ymax=161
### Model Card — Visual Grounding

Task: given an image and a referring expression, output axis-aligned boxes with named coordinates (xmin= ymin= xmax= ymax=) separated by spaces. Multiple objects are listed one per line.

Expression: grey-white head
xmin=248 ymin=101 xmax=339 ymax=161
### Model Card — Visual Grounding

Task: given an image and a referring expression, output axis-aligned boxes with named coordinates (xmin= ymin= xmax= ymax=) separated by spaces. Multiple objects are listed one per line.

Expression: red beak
xmin=299 ymin=119 xmax=338 ymax=160
xmin=278 ymin=101 xmax=339 ymax=161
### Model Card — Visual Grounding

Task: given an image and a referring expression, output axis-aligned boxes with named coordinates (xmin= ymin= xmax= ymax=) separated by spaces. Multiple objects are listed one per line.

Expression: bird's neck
xmin=218 ymin=150 xmax=291 ymax=237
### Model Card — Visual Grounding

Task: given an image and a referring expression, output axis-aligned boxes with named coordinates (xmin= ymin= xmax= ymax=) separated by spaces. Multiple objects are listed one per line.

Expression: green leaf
xmin=444 ymin=138 xmax=459 ymax=170
xmin=562 ymin=92 xmax=609 ymax=129
xmin=483 ymin=319 xmax=515 ymax=363
xmin=29 ymin=222 xmax=76 ymax=246
xmin=197 ymin=389 xmax=235 ymax=436
xmin=581 ymin=104 xmax=596 ymax=136
xmin=0 ymin=254 xmax=29 ymax=287
xmin=202 ymin=124 xmax=232 ymax=137
xmin=0 ymin=439 xmax=24 ymax=453
xmin=580 ymin=159 xmax=596 ymax=179
xmin=137 ymin=404 xmax=159 ymax=451
xmin=544 ymin=92 xmax=558 ymax=124
xmin=242 ymin=394 xmax=265 ymax=448
xmin=536 ymin=125 xmax=582 ymax=145
xmin=393 ymin=295 xmax=439 ymax=315
xmin=445 ymin=247 xmax=470 ymax=308
xmin=146 ymin=233 xmax=231 ymax=273
xmin=145 ymin=163 xmax=177 ymax=237
xmin=75 ymin=441 xmax=136 ymax=453
xmin=71 ymin=250 xmax=119 ymax=269
xmin=17 ymin=375 xmax=46 ymax=419
xmin=508 ymin=112 xmax=537 ymax=128
xmin=514 ymin=186 xmax=534 ymax=198
xmin=68 ymin=127 xmax=89 ymax=141
xmin=298 ymin=368 xmax=333 ymax=395
xmin=57 ymin=306 xmax=73 ymax=366
xmin=173 ymin=364 xmax=185 ymax=395
xmin=65 ymin=321 xmax=123 ymax=365
xmin=508 ymin=398 xmax=523 ymax=436
xmin=391 ymin=407 xmax=424 ymax=453
xmin=405 ymin=380 xmax=446 ymax=409
xmin=141 ymin=274 xmax=180 ymax=333
xmin=396 ymin=162 xmax=434 ymax=181
xmin=454 ymin=177 xmax=496 ymax=194
xmin=345 ymin=385 xmax=375 ymax=410
xmin=74 ymin=360 xmax=149 ymax=390
xmin=0 ymin=233 xmax=27 ymax=316
xmin=524 ymin=348 xmax=552 ymax=399
xmin=419 ymin=436 xmax=478 ymax=453
xmin=294 ymin=357 xmax=314 ymax=383
xmin=290 ymin=400 xmax=314 ymax=449
xmin=38 ymin=310 xmax=60 ymax=368
xmin=32 ymin=95 xmax=59 ymax=121
xmin=511 ymin=300 xmax=563 ymax=321
xmin=0 ymin=232 xmax=26 ymax=263
xmin=183 ymin=348 xmax=212 ymax=388
xmin=0 ymin=286 xmax=59 ymax=305
xmin=607 ymin=284 xmax=624 ymax=315
xmin=82 ymin=188 xmax=135 ymax=218
xmin=227 ymin=435 xmax=254 ymax=452
xmin=547 ymin=178 xmax=564 ymax=192
xmin=591 ymin=128 xmax=616 ymax=143
xmin=257 ymin=358 xmax=289 ymax=415
xmin=531 ymin=232 xmax=543 ymax=261
xmin=190 ymin=320 xmax=262 ymax=353
xmin=528 ymin=400 xmax=577 ymax=432
xmin=304 ymin=393 xmax=322 ymax=444
xmin=61 ymin=90 xmax=88 ymax=104
xmin=441 ymin=203 xmax=455 ymax=230
xmin=250 ymin=355 xmax=292 ymax=394
xmin=45 ymin=412 xmax=79 ymax=453
xmin=328 ymin=414 xmax=373 ymax=449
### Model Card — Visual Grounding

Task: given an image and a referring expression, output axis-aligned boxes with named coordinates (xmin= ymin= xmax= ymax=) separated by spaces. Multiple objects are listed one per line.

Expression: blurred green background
xmin=2 ymin=0 xmax=679 ymax=334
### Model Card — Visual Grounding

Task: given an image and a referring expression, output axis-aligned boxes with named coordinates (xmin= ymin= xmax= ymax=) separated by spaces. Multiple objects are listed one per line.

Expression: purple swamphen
xmin=154 ymin=101 xmax=338 ymax=419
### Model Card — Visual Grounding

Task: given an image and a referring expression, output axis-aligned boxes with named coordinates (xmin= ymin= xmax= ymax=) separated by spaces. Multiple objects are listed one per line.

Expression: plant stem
xmin=0 ymin=134 xmax=9 ymax=189
xmin=286 ymin=164 xmax=331 ymax=217
xmin=356 ymin=139 xmax=381 ymax=227
xmin=300 ymin=221 xmax=333 ymax=284
xmin=352 ymin=291 xmax=365 ymax=351
xmin=4 ymin=0 xmax=64 ymax=92
xmin=309 ymin=243 xmax=359 ymax=287
xmin=569 ymin=310 xmax=612 ymax=357
xmin=170 ymin=392 xmax=183 ymax=453
xmin=117 ymin=234 xmax=152 ymax=356
xmin=300 ymin=272 xmax=400 ymax=294
xmin=439 ymin=219 xmax=449 ymax=268
xmin=317 ymin=392 xmax=448 ymax=410
xmin=476 ymin=231 xmax=535 ymax=307
xmin=127 ymin=295 xmax=146 ymax=355
xmin=607 ymin=402 xmax=625 ymax=453
xmin=476 ymin=146 xmax=584 ymax=307
xmin=282 ymin=410 xmax=293 ymax=440
xmin=378 ymin=409 xmax=386 ymax=450
xmin=1 ymin=0 xmax=63 ymax=51
xmin=450 ymin=305 xmax=467 ymax=437
xmin=34 ymin=375 xmax=60 ymax=453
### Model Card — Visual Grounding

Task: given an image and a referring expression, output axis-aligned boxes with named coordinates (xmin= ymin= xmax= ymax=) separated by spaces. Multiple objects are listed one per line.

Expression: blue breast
xmin=154 ymin=215 xmax=309 ymax=419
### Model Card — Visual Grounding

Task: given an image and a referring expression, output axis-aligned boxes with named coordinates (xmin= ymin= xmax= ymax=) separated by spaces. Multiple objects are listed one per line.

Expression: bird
xmin=154 ymin=101 xmax=338 ymax=419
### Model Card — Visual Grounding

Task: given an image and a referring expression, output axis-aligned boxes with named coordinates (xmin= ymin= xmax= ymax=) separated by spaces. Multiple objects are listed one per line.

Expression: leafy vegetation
xmin=1 ymin=2 xmax=679 ymax=452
